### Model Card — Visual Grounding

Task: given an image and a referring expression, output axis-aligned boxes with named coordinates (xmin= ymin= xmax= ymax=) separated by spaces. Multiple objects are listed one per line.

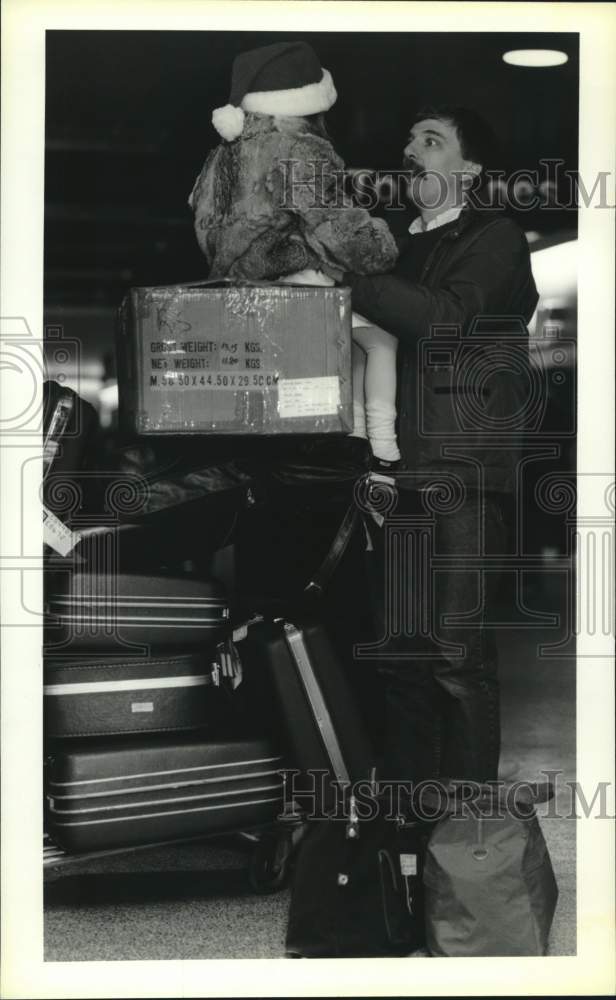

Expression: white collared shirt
xmin=408 ymin=204 xmax=464 ymax=235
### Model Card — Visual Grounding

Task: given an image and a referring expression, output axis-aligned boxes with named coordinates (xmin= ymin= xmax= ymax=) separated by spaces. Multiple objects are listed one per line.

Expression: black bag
xmin=234 ymin=435 xmax=370 ymax=607
xmin=71 ymin=439 xmax=255 ymax=569
xmin=111 ymin=440 xmax=255 ymax=520
xmin=44 ymin=651 xmax=219 ymax=739
xmin=263 ymin=435 xmax=371 ymax=492
xmin=286 ymin=809 xmax=430 ymax=957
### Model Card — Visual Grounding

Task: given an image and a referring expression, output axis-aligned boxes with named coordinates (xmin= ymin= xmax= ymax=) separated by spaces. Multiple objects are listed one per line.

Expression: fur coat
xmin=188 ymin=113 xmax=398 ymax=280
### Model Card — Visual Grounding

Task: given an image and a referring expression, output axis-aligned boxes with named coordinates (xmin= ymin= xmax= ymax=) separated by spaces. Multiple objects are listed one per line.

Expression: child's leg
xmin=276 ymin=277 xmax=398 ymax=458
xmin=278 ymin=269 xmax=335 ymax=287
xmin=352 ymin=322 xmax=400 ymax=462
xmin=350 ymin=341 xmax=368 ymax=441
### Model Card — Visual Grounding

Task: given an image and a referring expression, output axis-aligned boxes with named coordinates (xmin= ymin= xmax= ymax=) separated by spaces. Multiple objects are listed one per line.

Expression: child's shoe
xmin=371 ymin=455 xmax=403 ymax=475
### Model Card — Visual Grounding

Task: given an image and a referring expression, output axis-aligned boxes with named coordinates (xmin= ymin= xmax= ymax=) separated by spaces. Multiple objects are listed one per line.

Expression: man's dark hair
xmin=412 ymin=105 xmax=501 ymax=189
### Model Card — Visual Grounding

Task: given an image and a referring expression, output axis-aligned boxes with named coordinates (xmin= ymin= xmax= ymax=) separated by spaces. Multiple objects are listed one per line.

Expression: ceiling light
xmin=503 ymin=49 xmax=569 ymax=67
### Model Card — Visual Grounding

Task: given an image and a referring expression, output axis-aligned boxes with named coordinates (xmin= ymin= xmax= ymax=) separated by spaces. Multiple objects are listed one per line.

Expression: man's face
xmin=403 ymin=117 xmax=480 ymax=210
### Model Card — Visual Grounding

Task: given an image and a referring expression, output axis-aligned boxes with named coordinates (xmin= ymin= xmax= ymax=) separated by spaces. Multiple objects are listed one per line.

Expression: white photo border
xmin=1 ymin=1 xmax=614 ymax=997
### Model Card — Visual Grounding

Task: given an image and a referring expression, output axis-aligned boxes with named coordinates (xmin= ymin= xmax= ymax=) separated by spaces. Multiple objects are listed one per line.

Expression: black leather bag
xmin=286 ymin=810 xmax=430 ymax=958
xmin=263 ymin=435 xmax=371 ymax=492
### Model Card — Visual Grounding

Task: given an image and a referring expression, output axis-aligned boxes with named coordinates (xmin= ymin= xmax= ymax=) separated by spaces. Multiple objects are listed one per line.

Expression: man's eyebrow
xmin=408 ymin=127 xmax=447 ymax=140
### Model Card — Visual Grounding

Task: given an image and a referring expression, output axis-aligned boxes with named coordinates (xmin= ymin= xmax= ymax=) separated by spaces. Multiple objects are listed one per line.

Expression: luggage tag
xmin=231 ymin=615 xmax=263 ymax=644
xmin=43 ymin=506 xmax=81 ymax=557
xmin=399 ymin=853 xmax=418 ymax=877
xmin=211 ymin=637 xmax=243 ymax=690
xmin=211 ymin=615 xmax=264 ymax=688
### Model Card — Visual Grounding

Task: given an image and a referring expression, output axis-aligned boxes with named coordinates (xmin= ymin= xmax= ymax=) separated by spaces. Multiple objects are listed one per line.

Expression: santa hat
xmin=212 ymin=41 xmax=337 ymax=142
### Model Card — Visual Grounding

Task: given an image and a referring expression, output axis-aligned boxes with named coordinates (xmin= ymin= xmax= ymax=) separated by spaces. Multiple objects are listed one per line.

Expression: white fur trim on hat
xmin=240 ymin=68 xmax=337 ymax=117
xmin=212 ymin=104 xmax=246 ymax=141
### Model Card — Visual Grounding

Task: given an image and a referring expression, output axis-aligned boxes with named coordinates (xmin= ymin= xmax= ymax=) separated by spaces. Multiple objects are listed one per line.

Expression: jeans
xmin=364 ymin=486 xmax=509 ymax=784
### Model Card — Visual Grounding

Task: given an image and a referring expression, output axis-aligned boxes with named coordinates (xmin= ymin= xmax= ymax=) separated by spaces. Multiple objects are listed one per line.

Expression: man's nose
xmin=404 ymin=139 xmax=417 ymax=162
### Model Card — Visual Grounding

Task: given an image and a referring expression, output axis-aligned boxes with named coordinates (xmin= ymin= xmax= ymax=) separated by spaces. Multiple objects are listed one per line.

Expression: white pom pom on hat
xmin=211 ymin=104 xmax=246 ymax=142
xmin=211 ymin=41 xmax=337 ymax=142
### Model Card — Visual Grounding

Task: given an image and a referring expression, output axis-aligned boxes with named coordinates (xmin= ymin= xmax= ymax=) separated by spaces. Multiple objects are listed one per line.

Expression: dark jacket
xmin=189 ymin=113 xmax=398 ymax=280
xmin=345 ymin=206 xmax=539 ymax=492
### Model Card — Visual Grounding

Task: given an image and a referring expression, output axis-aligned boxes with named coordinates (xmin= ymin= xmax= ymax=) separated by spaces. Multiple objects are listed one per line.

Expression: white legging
xmin=351 ymin=317 xmax=400 ymax=462
xmin=279 ymin=270 xmax=400 ymax=462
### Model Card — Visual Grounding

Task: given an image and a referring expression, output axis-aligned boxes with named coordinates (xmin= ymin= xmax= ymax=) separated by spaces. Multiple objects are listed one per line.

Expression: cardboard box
xmin=117 ymin=282 xmax=353 ymax=435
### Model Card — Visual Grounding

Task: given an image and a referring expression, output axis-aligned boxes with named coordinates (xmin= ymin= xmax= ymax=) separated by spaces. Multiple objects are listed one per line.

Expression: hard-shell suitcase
xmin=238 ymin=619 xmax=425 ymax=959
xmin=45 ymin=736 xmax=286 ymax=852
xmin=44 ymin=572 xmax=230 ymax=653
xmin=44 ymin=651 xmax=219 ymax=739
xmin=238 ymin=618 xmax=375 ymax=814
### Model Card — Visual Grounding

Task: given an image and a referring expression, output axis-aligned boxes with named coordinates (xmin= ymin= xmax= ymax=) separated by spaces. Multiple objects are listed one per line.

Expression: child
xmin=189 ymin=41 xmax=401 ymax=469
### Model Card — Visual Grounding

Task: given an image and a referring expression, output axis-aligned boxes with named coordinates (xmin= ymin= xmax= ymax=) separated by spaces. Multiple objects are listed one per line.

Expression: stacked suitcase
xmin=42 ymin=383 xmax=290 ymax=880
xmin=42 ymin=379 xmax=380 ymax=901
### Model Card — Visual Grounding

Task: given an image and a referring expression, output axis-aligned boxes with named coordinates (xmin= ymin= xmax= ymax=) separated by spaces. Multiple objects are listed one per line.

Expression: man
xmin=343 ymin=106 xmax=539 ymax=784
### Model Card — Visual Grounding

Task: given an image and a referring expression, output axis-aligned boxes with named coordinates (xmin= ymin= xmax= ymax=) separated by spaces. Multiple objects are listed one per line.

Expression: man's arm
xmin=344 ymin=219 xmax=538 ymax=345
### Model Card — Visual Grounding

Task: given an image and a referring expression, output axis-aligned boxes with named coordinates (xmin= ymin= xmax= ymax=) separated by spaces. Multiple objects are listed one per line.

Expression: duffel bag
xmin=422 ymin=780 xmax=559 ymax=956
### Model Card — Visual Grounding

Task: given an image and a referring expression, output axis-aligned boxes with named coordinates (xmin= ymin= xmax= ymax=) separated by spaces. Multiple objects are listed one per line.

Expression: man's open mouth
xmin=405 ymin=161 xmax=426 ymax=179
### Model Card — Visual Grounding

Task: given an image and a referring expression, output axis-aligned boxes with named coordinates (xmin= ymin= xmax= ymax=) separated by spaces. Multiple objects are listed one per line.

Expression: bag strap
xmin=304 ymin=501 xmax=361 ymax=598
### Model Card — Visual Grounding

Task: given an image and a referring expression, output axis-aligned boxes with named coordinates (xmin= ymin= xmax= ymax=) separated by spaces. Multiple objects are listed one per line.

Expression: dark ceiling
xmin=44 ymin=30 xmax=579 ymax=309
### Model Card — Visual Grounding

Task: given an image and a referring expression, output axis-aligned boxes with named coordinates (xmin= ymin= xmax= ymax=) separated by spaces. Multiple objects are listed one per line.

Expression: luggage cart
xmin=44 ymin=772 xmax=305 ymax=894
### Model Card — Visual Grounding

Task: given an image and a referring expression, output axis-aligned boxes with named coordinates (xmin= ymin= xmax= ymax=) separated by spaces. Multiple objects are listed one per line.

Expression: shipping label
xmin=277 ymin=376 xmax=341 ymax=418
xmin=148 ymin=337 xmax=277 ymax=389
